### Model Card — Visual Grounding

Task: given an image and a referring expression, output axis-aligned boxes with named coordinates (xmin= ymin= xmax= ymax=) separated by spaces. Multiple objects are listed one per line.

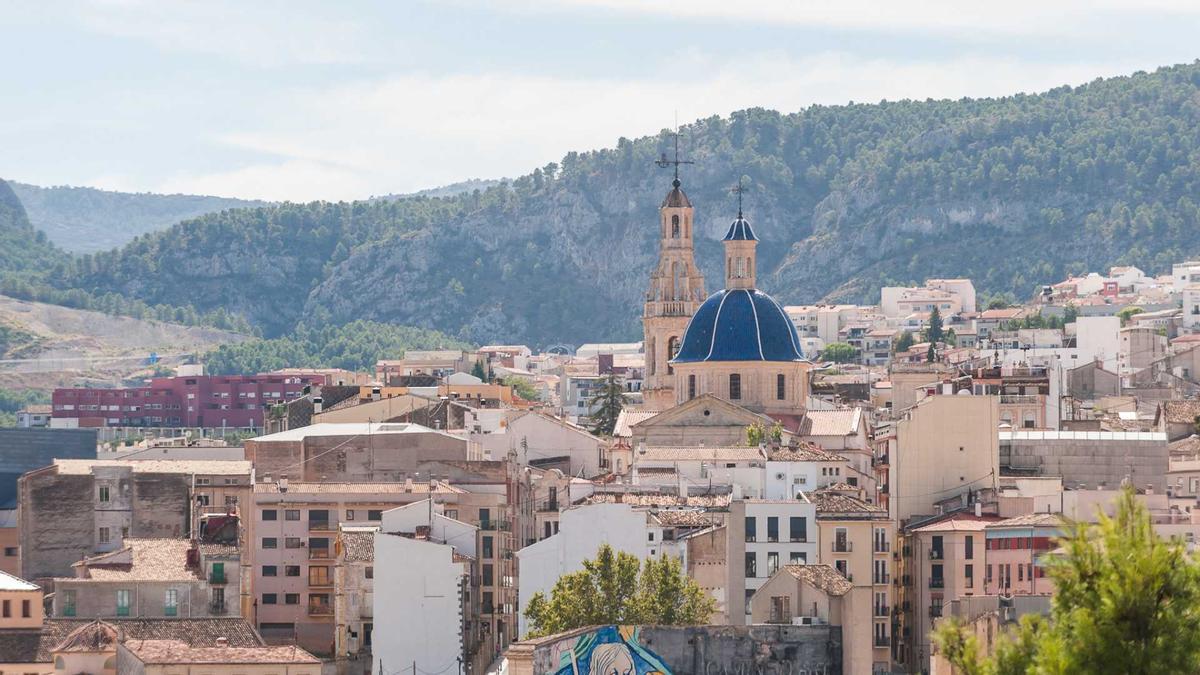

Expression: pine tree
xmin=588 ymin=375 xmax=627 ymax=436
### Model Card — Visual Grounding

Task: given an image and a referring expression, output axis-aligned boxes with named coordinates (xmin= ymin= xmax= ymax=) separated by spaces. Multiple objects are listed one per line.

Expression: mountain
xmin=7 ymin=182 xmax=266 ymax=253
xmin=41 ymin=63 xmax=1200 ymax=347
xmin=0 ymin=179 xmax=61 ymax=276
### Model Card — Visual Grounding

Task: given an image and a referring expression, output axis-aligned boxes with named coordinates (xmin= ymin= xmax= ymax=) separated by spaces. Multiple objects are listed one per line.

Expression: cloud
xmin=499 ymin=0 xmax=1200 ymax=38
xmin=72 ymin=0 xmax=369 ymax=66
xmin=151 ymin=50 xmax=1150 ymax=201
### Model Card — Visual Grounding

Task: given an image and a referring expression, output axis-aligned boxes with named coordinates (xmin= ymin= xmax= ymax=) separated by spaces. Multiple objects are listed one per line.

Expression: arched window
xmin=671 ymin=214 xmax=680 ymax=238
xmin=667 ymin=336 xmax=679 ymax=375
xmin=646 ymin=337 xmax=656 ymax=375
xmin=776 ymin=373 xmax=786 ymax=400
xmin=729 ymin=373 xmax=742 ymax=400
xmin=688 ymin=374 xmax=696 ymax=400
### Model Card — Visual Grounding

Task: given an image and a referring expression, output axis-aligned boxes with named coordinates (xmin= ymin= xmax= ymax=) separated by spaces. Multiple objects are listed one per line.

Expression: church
xmin=640 ymin=173 xmax=812 ymax=421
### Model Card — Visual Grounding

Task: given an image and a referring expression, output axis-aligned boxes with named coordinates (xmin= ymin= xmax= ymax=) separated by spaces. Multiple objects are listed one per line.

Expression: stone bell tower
xmin=642 ymin=172 xmax=707 ymax=410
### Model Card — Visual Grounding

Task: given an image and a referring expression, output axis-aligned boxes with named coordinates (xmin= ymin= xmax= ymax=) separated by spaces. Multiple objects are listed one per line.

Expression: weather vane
xmin=655 ymin=127 xmax=694 ymax=185
xmin=731 ymin=178 xmax=746 ymax=218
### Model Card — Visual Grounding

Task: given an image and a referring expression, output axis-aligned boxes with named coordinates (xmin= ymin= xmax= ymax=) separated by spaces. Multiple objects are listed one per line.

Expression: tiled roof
xmin=54 ymin=620 xmax=119 ymax=653
xmin=799 ymin=409 xmax=862 ymax=437
xmin=638 ymin=446 xmax=765 ymax=462
xmin=122 ymin=639 xmax=319 ymax=665
xmin=988 ymin=513 xmax=1062 ymax=528
xmin=614 ymin=409 xmax=661 ymax=437
xmin=673 ymin=289 xmax=806 ymax=363
xmin=768 ymin=443 xmax=844 ymax=463
xmin=54 ymin=460 xmax=251 ymax=475
xmin=0 ymin=629 xmax=43 ymax=662
xmin=583 ymin=493 xmax=732 ymax=508
xmin=69 ymin=539 xmax=205 ymax=582
xmin=782 ymin=564 xmax=852 ymax=596
xmin=39 ymin=618 xmax=263 ymax=660
xmin=1161 ymin=400 xmax=1200 ymax=424
xmin=910 ymin=514 xmax=1001 ymax=533
xmin=198 ymin=543 xmax=238 ymax=558
xmin=810 ymin=491 xmax=886 ymax=516
xmin=340 ymin=530 xmax=376 ymax=562
xmin=254 ymin=481 xmax=465 ymax=494
xmin=652 ymin=510 xmax=717 ymax=527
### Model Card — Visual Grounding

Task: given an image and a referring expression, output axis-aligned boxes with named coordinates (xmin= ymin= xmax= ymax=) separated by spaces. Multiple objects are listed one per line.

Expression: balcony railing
xmin=1000 ymin=395 xmax=1042 ymax=405
xmin=210 ymin=601 xmax=227 ymax=615
xmin=874 ymin=574 xmax=890 ymax=585
xmin=875 ymin=635 xmax=891 ymax=648
xmin=874 ymin=605 xmax=889 ymax=618
xmin=874 ymin=541 xmax=890 ymax=553
xmin=930 ymin=549 xmax=944 ymax=560
xmin=833 ymin=541 xmax=852 ymax=553
xmin=930 ymin=577 xmax=945 ymax=589
xmin=307 ymin=603 xmax=333 ymax=616
xmin=308 ymin=547 xmax=332 ymax=560
xmin=929 ymin=605 xmax=943 ymax=618
xmin=308 ymin=519 xmax=337 ymax=532
xmin=309 ymin=575 xmax=333 ymax=587
xmin=479 ymin=520 xmax=511 ymax=532
xmin=62 ymin=606 xmax=76 ymax=617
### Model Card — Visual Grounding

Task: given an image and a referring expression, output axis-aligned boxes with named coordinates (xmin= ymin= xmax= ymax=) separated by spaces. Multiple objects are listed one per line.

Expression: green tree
xmin=588 ymin=375 xmax=627 ymax=436
xmin=924 ymin=305 xmax=945 ymax=344
xmin=821 ymin=342 xmax=859 ymax=363
xmin=926 ymin=341 xmax=937 ymax=363
xmin=745 ymin=421 xmax=783 ymax=446
xmin=470 ymin=360 xmax=488 ymax=381
xmin=500 ymin=377 xmax=539 ymax=401
xmin=935 ymin=488 xmax=1200 ymax=674
xmin=523 ymin=544 xmax=715 ymax=638
xmin=1063 ymin=303 xmax=1079 ymax=325
xmin=894 ymin=331 xmax=915 ymax=353
xmin=1117 ymin=305 xmax=1145 ymax=326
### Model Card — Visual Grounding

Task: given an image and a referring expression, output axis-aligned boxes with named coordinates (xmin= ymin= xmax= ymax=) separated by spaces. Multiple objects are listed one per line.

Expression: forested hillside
xmin=33 ymin=63 xmax=1200 ymax=346
xmin=8 ymin=182 xmax=265 ymax=253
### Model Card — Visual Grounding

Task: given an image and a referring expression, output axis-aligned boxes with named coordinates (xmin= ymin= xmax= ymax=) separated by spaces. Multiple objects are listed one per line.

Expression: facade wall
xmin=373 ymin=534 xmax=465 ymax=675
xmin=19 ymin=469 xmax=96 ymax=580
xmin=685 ymin=528 xmax=727 ymax=624
xmin=726 ymin=500 xmax=819 ymax=625
xmin=245 ymin=432 xmax=472 ymax=482
xmin=0 ymin=589 xmax=44 ymax=628
xmin=672 ymin=361 xmax=811 ymax=416
xmin=52 ymin=578 xmax=238 ymax=619
xmin=1000 ymin=432 xmax=1168 ymax=492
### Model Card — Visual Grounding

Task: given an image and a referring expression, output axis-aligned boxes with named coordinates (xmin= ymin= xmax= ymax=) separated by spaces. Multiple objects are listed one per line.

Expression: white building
xmin=475 ymin=410 xmax=606 ymax=478
xmin=726 ymin=497 xmax=819 ymax=623
xmin=515 ymin=503 xmax=677 ymax=638
xmin=633 ymin=446 xmax=767 ymax=497
xmin=373 ymin=501 xmax=477 ymax=675
xmin=764 ymin=444 xmax=849 ymax=500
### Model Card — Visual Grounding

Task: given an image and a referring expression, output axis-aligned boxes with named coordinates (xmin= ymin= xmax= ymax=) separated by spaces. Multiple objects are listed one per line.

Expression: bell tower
xmin=642 ymin=133 xmax=706 ymax=409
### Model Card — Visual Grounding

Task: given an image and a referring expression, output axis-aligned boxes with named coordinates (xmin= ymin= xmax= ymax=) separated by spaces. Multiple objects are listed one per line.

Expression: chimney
xmin=974 ymin=501 xmax=982 ymax=517
xmin=279 ymin=475 xmax=288 ymax=493
xmin=372 ymin=386 xmax=382 ymax=401
xmin=404 ymin=478 xmax=414 ymax=493
xmin=312 ymin=396 xmax=323 ymax=414
xmin=216 ymin=637 xmax=228 ymax=647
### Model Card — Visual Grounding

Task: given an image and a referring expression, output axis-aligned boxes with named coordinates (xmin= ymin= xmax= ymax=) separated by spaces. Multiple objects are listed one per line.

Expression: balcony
xmin=874 ymin=574 xmax=890 ymax=585
xmin=929 ymin=577 xmax=945 ymax=589
xmin=308 ymin=547 xmax=333 ymax=560
xmin=874 ymin=605 xmax=889 ymax=618
xmin=929 ymin=605 xmax=943 ymax=618
xmin=929 ymin=549 xmax=944 ymax=560
xmin=1000 ymin=395 xmax=1042 ymax=405
xmin=874 ymin=541 xmax=890 ymax=554
xmin=209 ymin=601 xmax=227 ymax=615
xmin=307 ymin=602 xmax=333 ymax=616
xmin=874 ymin=635 xmax=891 ymax=648
xmin=479 ymin=520 xmax=511 ymax=532
xmin=209 ymin=571 xmax=226 ymax=585
xmin=309 ymin=575 xmax=333 ymax=588
xmin=308 ymin=519 xmax=337 ymax=532
xmin=873 ymin=454 xmax=890 ymax=467
xmin=833 ymin=540 xmax=852 ymax=553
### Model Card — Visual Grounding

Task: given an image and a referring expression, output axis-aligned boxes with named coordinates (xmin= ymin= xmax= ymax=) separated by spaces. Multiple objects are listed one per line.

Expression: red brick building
xmin=52 ymin=374 xmax=322 ymax=430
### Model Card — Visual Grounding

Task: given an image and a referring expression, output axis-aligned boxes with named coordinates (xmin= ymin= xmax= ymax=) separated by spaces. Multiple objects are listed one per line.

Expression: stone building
xmin=642 ymin=175 xmax=707 ymax=410
xmin=18 ymin=459 xmax=252 ymax=581
xmin=50 ymin=538 xmax=240 ymax=620
xmin=333 ymin=526 xmax=375 ymax=660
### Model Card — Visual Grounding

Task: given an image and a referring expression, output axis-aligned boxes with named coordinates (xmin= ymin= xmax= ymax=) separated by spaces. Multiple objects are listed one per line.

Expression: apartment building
xmin=983 ymin=513 xmax=1060 ymax=596
xmin=726 ymin=497 xmax=819 ymax=624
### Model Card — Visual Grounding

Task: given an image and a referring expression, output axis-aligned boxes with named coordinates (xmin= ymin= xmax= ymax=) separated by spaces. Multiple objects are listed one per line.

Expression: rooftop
xmin=583 ymin=493 xmax=732 ymax=508
xmin=68 ymin=539 xmax=205 ymax=582
xmin=988 ymin=513 xmax=1062 ymax=529
xmin=810 ymin=490 xmax=886 ymax=516
xmin=768 ymin=443 xmax=844 ymax=463
xmin=910 ymin=513 xmax=1001 ymax=533
xmin=53 ymin=459 xmax=251 ymax=476
xmin=121 ymin=639 xmax=320 ymax=665
xmin=249 ymin=421 xmax=455 ymax=443
xmin=637 ymin=446 xmax=765 ymax=462
xmin=340 ymin=530 xmax=376 ymax=562
xmin=0 ymin=569 xmax=39 ymax=592
xmin=254 ymin=481 xmax=466 ymax=495
xmin=782 ymin=564 xmax=852 ymax=596
xmin=34 ymin=617 xmax=263 ymax=662
xmin=1159 ymin=400 xmax=1200 ymax=425
xmin=1000 ymin=430 xmax=1166 ymax=442
xmin=614 ymin=409 xmax=661 ymax=438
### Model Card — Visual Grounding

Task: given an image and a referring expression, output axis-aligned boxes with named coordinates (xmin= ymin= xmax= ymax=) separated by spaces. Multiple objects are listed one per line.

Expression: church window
xmin=667 ymin=336 xmax=679 ymax=375
xmin=729 ymin=374 xmax=742 ymax=400
xmin=777 ymin=374 xmax=786 ymax=400
xmin=688 ymin=375 xmax=696 ymax=400
xmin=671 ymin=215 xmax=680 ymax=237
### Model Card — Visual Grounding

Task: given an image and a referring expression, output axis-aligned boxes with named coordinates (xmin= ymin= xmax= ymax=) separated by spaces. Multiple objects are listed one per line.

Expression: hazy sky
xmin=4 ymin=1 xmax=1200 ymax=202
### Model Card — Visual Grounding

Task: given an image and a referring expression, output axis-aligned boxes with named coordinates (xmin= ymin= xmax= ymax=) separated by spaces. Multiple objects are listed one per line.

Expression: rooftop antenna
xmin=655 ymin=121 xmax=694 ymax=185
xmin=731 ymin=178 xmax=746 ymax=218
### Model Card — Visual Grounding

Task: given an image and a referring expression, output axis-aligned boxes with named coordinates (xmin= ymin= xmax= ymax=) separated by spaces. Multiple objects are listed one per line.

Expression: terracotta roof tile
xmin=781 ymin=564 xmax=852 ymax=596
xmin=122 ymin=639 xmax=320 ymax=665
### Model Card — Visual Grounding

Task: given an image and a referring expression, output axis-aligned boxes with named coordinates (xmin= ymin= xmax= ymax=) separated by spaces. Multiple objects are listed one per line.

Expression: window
xmin=789 ymin=552 xmax=807 ymax=564
xmin=767 ymin=517 xmax=779 ymax=542
xmin=345 ymin=509 xmax=355 ymax=521
xmin=285 ymin=565 xmax=300 ymax=577
xmin=98 ymin=486 xmax=110 ymax=503
xmin=965 ymin=535 xmax=974 ymax=560
xmin=834 ymin=559 xmax=848 ymax=580
xmin=116 ymin=589 xmax=131 ymax=616
xmin=262 ymin=593 xmax=278 ymax=605
xmin=744 ymin=517 xmax=757 ymax=542
xmin=776 ymin=373 xmax=786 ymax=400
xmin=98 ymin=527 xmax=111 ymax=544
xmin=284 ymin=593 xmax=299 ymax=605
xmin=834 ymin=527 xmax=849 ymax=553
xmin=671 ymin=214 xmax=680 ymax=237
xmin=367 ymin=510 xmax=383 ymax=521
xmin=62 ymin=590 xmax=76 ymax=617
xmin=21 ymin=599 xmax=30 ymax=618
xmin=729 ymin=373 xmax=741 ymax=400
xmin=309 ymin=566 xmax=331 ymax=585
xmin=4 ymin=547 xmax=17 ymax=557
xmin=309 ymin=509 xmax=330 ymax=527
xmin=688 ymin=374 xmax=696 ymax=400
xmin=365 ymin=567 xmax=374 ymax=580
xmin=745 ymin=552 xmax=757 ymax=578
xmin=482 ymin=536 xmax=494 ymax=559
xmin=965 ymin=564 xmax=974 ymax=589
xmin=262 ymin=537 xmax=278 ymax=549
xmin=789 ymin=517 xmax=807 ymax=542
xmin=262 ymin=565 xmax=277 ymax=577
xmin=285 ymin=509 xmax=301 ymax=521
xmin=647 ymin=531 xmax=655 ymax=542
xmin=2 ymin=599 xmax=9 ymax=617
xmin=196 ymin=494 xmax=210 ymax=507
xmin=767 ymin=551 xmax=780 ymax=576
xmin=164 ymin=589 xmax=178 ymax=616
xmin=483 ymin=564 xmax=494 ymax=586
xmin=482 ymin=591 xmax=495 ymax=614
xmin=284 ymin=537 xmax=302 ymax=549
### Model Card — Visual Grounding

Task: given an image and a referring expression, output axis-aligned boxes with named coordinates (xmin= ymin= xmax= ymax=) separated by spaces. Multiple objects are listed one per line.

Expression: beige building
xmin=333 ymin=526 xmax=375 ymax=659
xmin=811 ymin=487 xmax=895 ymax=671
xmin=0 ymin=570 xmax=43 ymax=629
xmin=749 ymin=564 xmax=875 ymax=674
xmin=889 ymin=395 xmax=1001 ymax=523
xmin=683 ymin=525 xmax=727 ymax=624
xmin=642 ymin=176 xmax=708 ymax=410
xmin=905 ymin=513 xmax=1000 ymax=673
xmin=51 ymin=538 xmax=239 ymax=621
xmin=116 ymin=639 xmax=320 ymax=674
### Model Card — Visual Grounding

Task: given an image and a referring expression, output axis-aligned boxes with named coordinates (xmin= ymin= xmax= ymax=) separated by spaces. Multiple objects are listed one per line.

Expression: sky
xmin=3 ymin=1 xmax=1200 ymax=202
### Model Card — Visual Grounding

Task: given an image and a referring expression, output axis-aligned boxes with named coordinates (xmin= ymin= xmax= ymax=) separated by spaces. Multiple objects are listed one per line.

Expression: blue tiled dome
xmin=723 ymin=217 xmax=757 ymax=241
xmin=672 ymin=289 xmax=805 ymax=363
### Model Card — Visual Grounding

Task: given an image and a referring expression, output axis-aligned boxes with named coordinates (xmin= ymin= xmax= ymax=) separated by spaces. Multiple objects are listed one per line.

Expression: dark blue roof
xmin=673 ymin=289 xmax=805 ymax=363
xmin=723 ymin=217 xmax=757 ymax=241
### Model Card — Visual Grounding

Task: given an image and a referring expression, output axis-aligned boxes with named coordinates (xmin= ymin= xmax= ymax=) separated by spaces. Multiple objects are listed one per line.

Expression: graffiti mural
xmin=550 ymin=626 xmax=671 ymax=675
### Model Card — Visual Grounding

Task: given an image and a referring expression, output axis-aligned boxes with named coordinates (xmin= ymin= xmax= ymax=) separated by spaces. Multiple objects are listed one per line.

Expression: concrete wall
xmin=1000 ymin=431 xmax=1168 ymax=491
xmin=373 ymin=533 xmax=464 ymax=675
xmin=246 ymin=432 xmax=472 ymax=482
xmin=506 ymin=624 xmax=842 ymax=675
xmin=19 ymin=468 xmax=95 ymax=580
xmin=0 ymin=428 xmax=96 ymax=507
